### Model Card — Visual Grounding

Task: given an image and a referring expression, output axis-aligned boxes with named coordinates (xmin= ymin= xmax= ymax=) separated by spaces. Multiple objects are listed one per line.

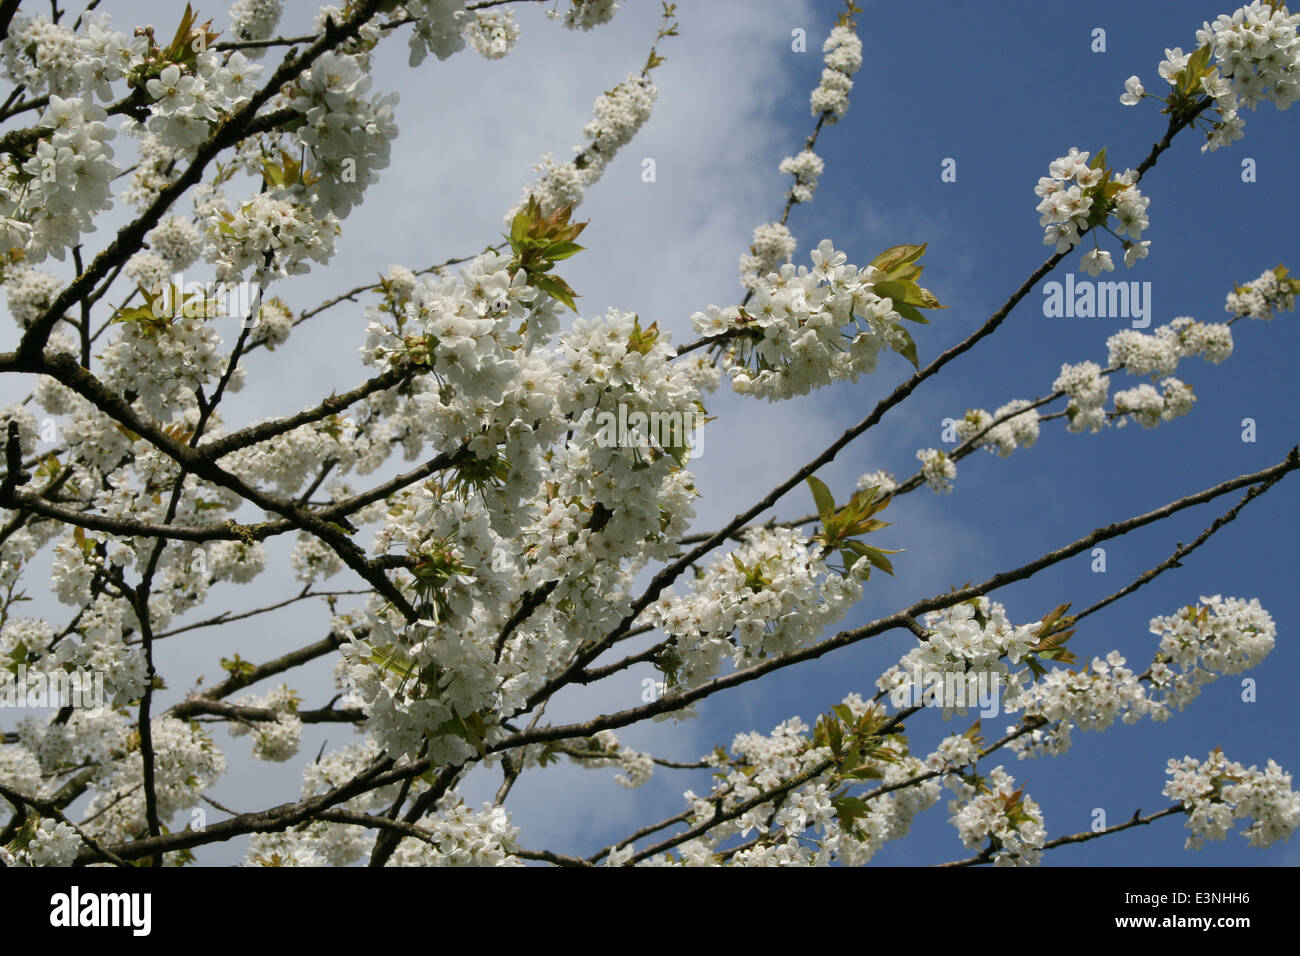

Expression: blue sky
xmin=4 ymin=0 xmax=1296 ymax=866
xmin=703 ymin=0 xmax=1300 ymax=866
xmin=508 ymin=0 xmax=1300 ymax=866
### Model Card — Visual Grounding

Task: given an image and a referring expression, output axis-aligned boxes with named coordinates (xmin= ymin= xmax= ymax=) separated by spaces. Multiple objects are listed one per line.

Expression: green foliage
xmin=219 ymin=653 xmax=256 ymax=679
xmin=653 ymin=644 xmax=684 ymax=691
xmin=867 ymin=243 xmax=946 ymax=369
xmin=1021 ymin=602 xmax=1080 ymax=679
xmin=813 ymin=704 xmax=906 ymax=839
xmin=806 ymin=477 xmax=902 ymax=577
xmin=127 ymin=5 xmax=222 ymax=93
xmin=260 ymin=148 xmax=316 ymax=190
xmin=626 ymin=315 xmax=660 ymax=355
xmin=505 ymin=195 xmax=588 ymax=311
xmin=439 ymin=452 xmax=510 ymax=504
xmin=407 ymin=536 xmax=476 ymax=622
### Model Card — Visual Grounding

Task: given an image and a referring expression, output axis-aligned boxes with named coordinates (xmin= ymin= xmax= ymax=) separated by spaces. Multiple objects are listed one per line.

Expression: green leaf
xmin=219 ymin=653 xmax=255 ymax=679
xmin=165 ymin=4 xmax=197 ymax=60
xmin=1100 ymin=179 xmax=1131 ymax=201
xmin=627 ymin=317 xmax=661 ymax=355
xmin=1178 ymin=45 xmax=1213 ymax=97
xmin=827 ymin=718 xmax=843 ymax=754
xmin=848 ymin=765 xmax=884 ymax=780
xmin=870 ymin=243 xmax=927 ymax=276
xmin=832 ymin=793 xmax=870 ymax=827
xmin=545 ymin=241 xmax=585 ymax=261
xmin=532 ymin=273 xmax=579 ymax=312
xmin=110 ymin=305 xmax=161 ymax=326
xmin=509 ymin=208 xmax=529 ymax=245
xmin=870 ymin=278 xmax=914 ymax=304
xmin=884 ymin=261 xmax=924 ymax=283
xmin=911 ymin=284 xmax=944 ymax=309
xmin=806 ymin=475 xmax=836 ymax=522
xmin=893 ymin=301 xmax=930 ymax=324
xmin=863 ymin=547 xmax=895 ymax=575
xmin=260 ymin=158 xmax=285 ymax=188
xmin=664 ymin=437 xmax=690 ymax=467
xmin=894 ymin=327 xmax=919 ymax=369
xmin=874 ymin=278 xmax=944 ymax=311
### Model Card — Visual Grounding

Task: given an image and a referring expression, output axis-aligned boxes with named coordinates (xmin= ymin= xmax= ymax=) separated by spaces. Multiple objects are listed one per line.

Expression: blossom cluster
xmin=737 ymin=222 xmax=797 ymax=292
xmin=405 ymin=1 xmax=471 ymax=65
xmin=1112 ymin=378 xmax=1196 ymax=428
xmin=403 ymin=1 xmax=532 ymax=66
xmin=4 ymin=819 xmax=83 ymax=867
xmin=588 ymin=730 xmax=655 ymax=788
xmin=857 ymin=469 xmax=898 ymax=497
xmin=1 ymin=603 xmax=148 ymax=708
xmin=1108 ymin=318 xmax=1234 ymax=377
xmin=99 ymin=303 xmax=232 ymax=421
xmin=10 ymin=710 xmax=225 ymax=859
xmin=1009 ymin=596 xmax=1275 ymax=759
xmin=5 ymin=96 xmax=119 ymax=263
xmin=811 ymin=25 xmax=863 ymax=121
xmin=1034 ymin=148 xmax=1151 ymax=272
xmin=336 ymin=267 xmax=712 ymax=761
xmin=1123 ymin=3 xmax=1300 ymax=151
xmin=245 ymin=738 xmax=402 ymax=865
xmin=0 ymin=12 xmax=140 ymax=98
xmin=228 ymin=0 xmax=284 ymax=54
xmin=1149 ymin=595 xmax=1276 ymax=699
xmin=387 ymin=798 xmax=520 ymax=866
xmin=241 ymin=735 xmax=521 ymax=866
xmin=648 ymin=526 xmax=866 ymax=691
xmin=1053 ymin=360 xmax=1111 ymax=433
xmin=1050 ymin=316 xmax=1232 ymax=435
xmin=1164 ymin=749 xmax=1300 ymax=849
xmin=145 ymin=53 xmax=262 ymax=150
xmin=227 ymin=683 xmax=305 ymax=762
xmin=464 ymin=10 xmax=520 ymax=60
xmin=553 ymin=0 xmax=621 ymax=32
xmin=1226 ymin=265 xmax=1299 ymax=319
xmin=877 ymin=598 xmax=1038 ymax=718
xmin=778 ymin=149 xmax=825 ymax=204
xmin=954 ymin=400 xmax=1042 ymax=458
xmin=206 ymin=192 xmax=340 ymax=283
xmin=947 ymin=765 xmax=1046 ymax=865
xmin=511 ymin=71 xmax=657 ymax=219
xmin=613 ymin=696 xmax=941 ymax=866
xmin=915 ymin=448 xmax=956 ymax=493
xmin=291 ymin=51 xmax=400 ymax=218
xmin=700 ymin=240 xmax=921 ymax=400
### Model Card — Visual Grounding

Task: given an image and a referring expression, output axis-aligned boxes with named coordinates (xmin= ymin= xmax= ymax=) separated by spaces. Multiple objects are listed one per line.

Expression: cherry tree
xmin=0 ymin=0 xmax=1297 ymax=868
